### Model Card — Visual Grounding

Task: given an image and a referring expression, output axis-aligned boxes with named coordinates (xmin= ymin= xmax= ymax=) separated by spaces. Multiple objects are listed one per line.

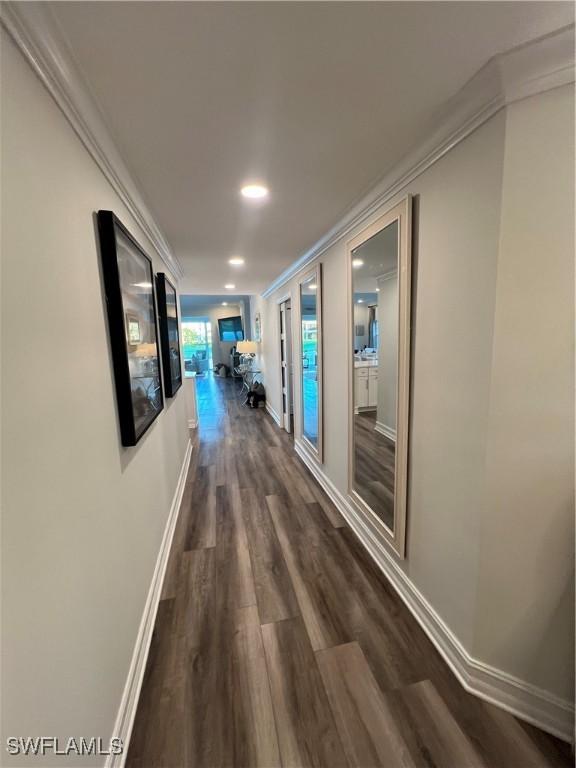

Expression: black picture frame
xmin=156 ymin=272 xmax=183 ymax=397
xmin=97 ymin=210 xmax=164 ymax=446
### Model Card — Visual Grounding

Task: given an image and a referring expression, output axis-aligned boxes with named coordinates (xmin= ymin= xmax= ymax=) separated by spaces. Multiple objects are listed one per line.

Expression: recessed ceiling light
xmin=133 ymin=282 xmax=152 ymax=289
xmin=357 ymin=299 xmax=364 ymax=303
xmin=309 ymin=284 xmax=317 ymax=290
xmin=352 ymin=258 xmax=364 ymax=268
xmin=222 ymin=301 xmax=228 ymax=306
xmin=376 ymin=287 xmax=380 ymax=292
xmin=224 ymin=283 xmax=235 ymax=290
xmin=241 ymin=183 xmax=269 ymax=199
xmin=228 ymin=257 xmax=245 ymax=266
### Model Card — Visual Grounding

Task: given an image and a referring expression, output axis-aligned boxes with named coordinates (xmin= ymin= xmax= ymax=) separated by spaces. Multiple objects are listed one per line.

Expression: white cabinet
xmin=368 ymin=369 xmax=378 ymax=405
xmin=354 ymin=366 xmax=378 ymax=412
xmin=355 ymin=368 xmax=368 ymax=410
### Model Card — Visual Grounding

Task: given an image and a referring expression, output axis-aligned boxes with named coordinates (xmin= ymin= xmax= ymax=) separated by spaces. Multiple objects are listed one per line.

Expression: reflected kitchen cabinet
xmin=354 ymin=365 xmax=378 ymax=411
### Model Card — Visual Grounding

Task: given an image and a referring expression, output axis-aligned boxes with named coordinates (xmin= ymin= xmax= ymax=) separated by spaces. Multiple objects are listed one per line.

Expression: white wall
xmin=1 ymin=31 xmax=189 ymax=765
xmin=257 ymin=85 xmax=574 ymax=706
xmin=474 ymin=85 xmax=575 ymax=699
xmin=250 ymin=293 xmax=280 ymax=416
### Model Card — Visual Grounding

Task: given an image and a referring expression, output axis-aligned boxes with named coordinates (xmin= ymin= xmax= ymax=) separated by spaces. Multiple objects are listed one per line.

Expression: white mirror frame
xmin=347 ymin=196 xmax=412 ymax=558
xmin=298 ymin=263 xmax=323 ymax=463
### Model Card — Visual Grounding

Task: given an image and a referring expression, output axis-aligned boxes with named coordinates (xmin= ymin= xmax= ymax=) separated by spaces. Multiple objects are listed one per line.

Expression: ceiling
xmin=50 ymin=1 xmax=574 ymax=294
xmin=180 ymin=294 xmax=248 ymax=316
xmin=354 ymin=293 xmax=379 ymax=305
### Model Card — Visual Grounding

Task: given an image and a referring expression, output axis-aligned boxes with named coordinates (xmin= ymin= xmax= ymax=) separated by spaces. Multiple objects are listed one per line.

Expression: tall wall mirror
xmin=299 ymin=264 xmax=323 ymax=461
xmin=348 ymin=197 xmax=411 ymax=557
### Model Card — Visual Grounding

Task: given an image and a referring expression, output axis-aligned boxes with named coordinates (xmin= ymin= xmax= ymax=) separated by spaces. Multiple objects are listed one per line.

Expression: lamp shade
xmin=236 ymin=340 xmax=257 ymax=354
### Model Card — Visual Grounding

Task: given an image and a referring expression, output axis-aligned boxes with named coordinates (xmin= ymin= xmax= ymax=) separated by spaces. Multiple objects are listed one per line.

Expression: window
xmin=182 ymin=321 xmax=213 ymax=367
xmin=302 ymin=320 xmax=317 ymax=342
xmin=302 ymin=319 xmax=318 ymax=373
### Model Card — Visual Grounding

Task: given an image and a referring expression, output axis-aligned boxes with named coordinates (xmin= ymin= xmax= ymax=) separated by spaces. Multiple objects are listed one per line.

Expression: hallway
xmin=127 ymin=376 xmax=569 ymax=768
xmin=1 ymin=1 xmax=574 ymax=761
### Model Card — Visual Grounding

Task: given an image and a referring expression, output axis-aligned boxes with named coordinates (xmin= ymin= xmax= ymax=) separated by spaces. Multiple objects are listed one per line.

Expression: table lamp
xmin=236 ymin=340 xmax=257 ymax=367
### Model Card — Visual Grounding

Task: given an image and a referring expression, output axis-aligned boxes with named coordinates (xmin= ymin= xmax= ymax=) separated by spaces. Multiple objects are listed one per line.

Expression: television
xmin=218 ymin=315 xmax=244 ymax=342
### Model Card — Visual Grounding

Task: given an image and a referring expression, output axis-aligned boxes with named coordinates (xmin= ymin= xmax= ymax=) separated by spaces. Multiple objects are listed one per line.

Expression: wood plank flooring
xmin=353 ymin=410 xmax=395 ymax=529
xmin=128 ymin=374 xmax=572 ymax=768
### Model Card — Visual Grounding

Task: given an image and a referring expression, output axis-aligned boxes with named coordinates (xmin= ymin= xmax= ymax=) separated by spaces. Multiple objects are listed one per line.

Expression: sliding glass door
xmin=182 ymin=320 xmax=213 ymax=373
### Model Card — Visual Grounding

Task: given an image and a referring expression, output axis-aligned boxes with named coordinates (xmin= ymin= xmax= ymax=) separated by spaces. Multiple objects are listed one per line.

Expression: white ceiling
xmin=50 ymin=1 xmax=573 ymax=293
xmin=179 ymin=294 xmax=246 ymax=317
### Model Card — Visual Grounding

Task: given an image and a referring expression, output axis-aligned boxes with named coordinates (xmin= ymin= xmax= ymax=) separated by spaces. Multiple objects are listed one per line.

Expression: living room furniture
xmin=230 ymin=350 xmax=241 ymax=377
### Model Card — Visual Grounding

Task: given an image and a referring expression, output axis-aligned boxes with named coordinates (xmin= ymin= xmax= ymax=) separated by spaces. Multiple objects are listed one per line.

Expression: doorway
xmin=279 ymin=298 xmax=294 ymax=433
xmin=181 ymin=319 xmax=213 ymax=374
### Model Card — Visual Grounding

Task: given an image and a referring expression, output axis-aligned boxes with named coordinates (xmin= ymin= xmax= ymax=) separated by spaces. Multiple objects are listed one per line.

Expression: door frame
xmin=277 ymin=291 xmax=293 ymax=432
xmin=297 ymin=263 xmax=324 ymax=463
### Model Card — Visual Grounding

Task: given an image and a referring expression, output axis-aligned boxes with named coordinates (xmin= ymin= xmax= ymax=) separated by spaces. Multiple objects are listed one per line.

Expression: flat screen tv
xmin=218 ymin=315 xmax=244 ymax=342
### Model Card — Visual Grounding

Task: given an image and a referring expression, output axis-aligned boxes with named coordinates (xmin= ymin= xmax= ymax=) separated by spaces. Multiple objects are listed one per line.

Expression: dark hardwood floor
xmin=353 ymin=410 xmax=395 ymax=529
xmin=127 ymin=374 xmax=572 ymax=768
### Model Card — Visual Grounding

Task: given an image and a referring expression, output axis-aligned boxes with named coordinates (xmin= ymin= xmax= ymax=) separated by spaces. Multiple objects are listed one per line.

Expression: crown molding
xmin=376 ymin=269 xmax=397 ymax=283
xmin=262 ymin=24 xmax=575 ymax=298
xmin=1 ymin=1 xmax=184 ymax=280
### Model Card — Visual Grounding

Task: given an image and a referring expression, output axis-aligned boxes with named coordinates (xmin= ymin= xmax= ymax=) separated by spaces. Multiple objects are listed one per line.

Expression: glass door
xmin=182 ymin=320 xmax=213 ymax=374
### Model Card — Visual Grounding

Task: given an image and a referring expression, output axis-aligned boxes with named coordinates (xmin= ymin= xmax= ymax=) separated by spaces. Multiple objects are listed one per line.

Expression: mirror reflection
xmin=300 ymin=271 xmax=320 ymax=451
xmin=352 ymin=220 xmax=398 ymax=530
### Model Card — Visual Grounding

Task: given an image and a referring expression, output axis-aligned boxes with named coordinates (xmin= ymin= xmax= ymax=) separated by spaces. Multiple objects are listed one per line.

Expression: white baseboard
xmin=106 ymin=437 xmax=193 ymax=767
xmin=374 ymin=420 xmax=396 ymax=442
xmin=265 ymin=401 xmax=281 ymax=427
xmin=293 ymin=439 xmax=574 ymax=743
xmin=294 ymin=434 xmax=322 ymax=469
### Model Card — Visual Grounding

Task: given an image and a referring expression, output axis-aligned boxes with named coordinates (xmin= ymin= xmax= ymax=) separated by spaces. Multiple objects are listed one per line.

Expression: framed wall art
xmin=97 ymin=210 xmax=164 ymax=446
xmin=156 ymin=272 xmax=183 ymax=397
xmin=254 ymin=310 xmax=262 ymax=342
